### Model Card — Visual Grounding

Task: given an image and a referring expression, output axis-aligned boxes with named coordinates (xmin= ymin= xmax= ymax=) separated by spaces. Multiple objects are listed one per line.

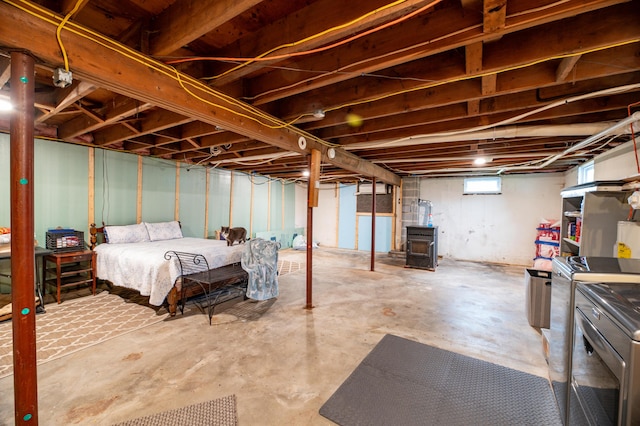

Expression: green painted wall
xmin=251 ymin=175 xmax=269 ymax=237
xmin=33 ymin=139 xmax=90 ymax=242
xmin=178 ymin=165 xmax=207 ymax=238
xmin=230 ymin=172 xmax=252 ymax=230
xmin=269 ymin=180 xmax=283 ymax=231
xmin=1 ymin=134 xmax=297 ymax=250
xmin=208 ymin=168 xmax=231 ymax=237
xmin=94 ymin=149 xmax=138 ymax=226
xmin=284 ymin=183 xmax=296 ymax=230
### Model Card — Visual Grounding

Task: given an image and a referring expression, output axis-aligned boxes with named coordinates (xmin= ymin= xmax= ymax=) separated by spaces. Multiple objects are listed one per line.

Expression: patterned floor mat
xmin=320 ymin=334 xmax=561 ymax=425
xmin=278 ymin=259 xmax=303 ymax=276
xmin=112 ymin=395 xmax=237 ymax=426
xmin=0 ymin=291 xmax=167 ymax=378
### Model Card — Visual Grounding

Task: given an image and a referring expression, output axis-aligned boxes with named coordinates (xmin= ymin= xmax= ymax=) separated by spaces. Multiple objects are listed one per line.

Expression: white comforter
xmin=94 ymin=238 xmax=245 ymax=306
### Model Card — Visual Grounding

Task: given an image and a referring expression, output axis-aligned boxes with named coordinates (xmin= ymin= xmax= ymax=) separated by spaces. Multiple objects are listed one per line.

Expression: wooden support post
xmin=371 ymin=177 xmax=376 ymax=272
xmin=306 ymin=202 xmax=313 ymax=309
xmin=10 ymin=50 xmax=39 ymax=425
xmin=306 ymin=151 xmax=320 ymax=309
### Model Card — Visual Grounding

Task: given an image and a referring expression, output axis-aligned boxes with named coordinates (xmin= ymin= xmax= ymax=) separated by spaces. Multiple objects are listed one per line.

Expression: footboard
xmin=165 ymin=251 xmax=248 ymax=323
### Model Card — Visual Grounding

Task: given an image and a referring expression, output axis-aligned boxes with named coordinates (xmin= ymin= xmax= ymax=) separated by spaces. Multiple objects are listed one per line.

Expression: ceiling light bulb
xmin=474 ymin=157 xmax=488 ymax=165
xmin=313 ymin=109 xmax=325 ymax=119
xmin=302 ymin=170 xmax=310 ymax=177
xmin=0 ymin=99 xmax=13 ymax=112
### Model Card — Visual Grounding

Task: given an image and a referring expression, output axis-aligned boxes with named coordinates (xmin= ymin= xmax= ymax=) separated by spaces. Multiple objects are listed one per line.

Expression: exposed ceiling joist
xmin=0 ymin=0 xmax=637 ymax=182
xmin=0 ymin=1 xmax=400 ymax=186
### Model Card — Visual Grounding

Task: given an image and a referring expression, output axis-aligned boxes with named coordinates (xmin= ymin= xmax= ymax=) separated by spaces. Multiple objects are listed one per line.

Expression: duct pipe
xmin=537 ymin=112 xmax=640 ymax=169
xmin=344 ymin=122 xmax=630 ymax=151
xmin=496 ymin=112 xmax=640 ymax=173
xmin=209 ymin=122 xmax=637 ymax=167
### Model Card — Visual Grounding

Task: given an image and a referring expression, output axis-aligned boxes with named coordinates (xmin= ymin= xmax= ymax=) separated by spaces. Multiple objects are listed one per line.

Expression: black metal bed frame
xmin=164 ymin=250 xmax=248 ymax=324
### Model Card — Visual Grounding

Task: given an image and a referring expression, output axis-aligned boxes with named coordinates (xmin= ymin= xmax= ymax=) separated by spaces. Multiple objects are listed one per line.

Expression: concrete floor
xmin=0 ymin=248 xmax=549 ymax=425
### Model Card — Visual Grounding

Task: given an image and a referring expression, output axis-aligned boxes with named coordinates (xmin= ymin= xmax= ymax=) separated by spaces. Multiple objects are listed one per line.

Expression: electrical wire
xmin=310 ymin=40 xmax=640 ymax=124
xmin=345 ymin=82 xmax=640 ymax=150
xmin=8 ymin=0 xmax=639 ymax=157
xmin=6 ymin=0 xmax=340 ymax=149
xmin=55 ymin=0 xmax=84 ymax=71
xmin=166 ymin=0 xmax=442 ymax=81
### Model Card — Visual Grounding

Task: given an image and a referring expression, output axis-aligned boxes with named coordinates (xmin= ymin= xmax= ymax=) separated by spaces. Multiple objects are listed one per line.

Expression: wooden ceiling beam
xmin=35 ymin=81 xmax=96 ymax=124
xmin=483 ymin=0 xmax=507 ymax=34
xmin=0 ymin=57 xmax=10 ymax=89
xmin=60 ymin=0 xmax=90 ymax=17
xmin=92 ymin=109 xmax=191 ymax=146
xmin=180 ymin=121 xmax=220 ymax=139
xmin=150 ymin=0 xmax=263 ymax=56
xmin=58 ymin=96 xmax=154 ymax=139
xmin=465 ymin=42 xmax=483 ymax=115
xmin=199 ymin=132 xmax=250 ymax=148
xmin=335 ymin=97 xmax=635 ymax=146
xmin=247 ymin=0 xmax=630 ymax=104
xmin=482 ymin=73 xmax=497 ymax=95
xmin=318 ymin=90 xmax=640 ymax=143
xmin=0 ymin=2 xmax=400 ymax=185
xmin=556 ymin=55 xmax=582 ymax=82
xmin=298 ymin=55 xmax=640 ymax=139
xmin=288 ymin=31 xmax=640 ymax=123
xmin=209 ymin=0 xmax=429 ymax=86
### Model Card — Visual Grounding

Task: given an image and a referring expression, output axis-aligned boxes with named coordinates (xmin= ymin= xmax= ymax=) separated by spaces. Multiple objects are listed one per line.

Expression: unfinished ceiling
xmin=0 ymin=0 xmax=639 ymax=184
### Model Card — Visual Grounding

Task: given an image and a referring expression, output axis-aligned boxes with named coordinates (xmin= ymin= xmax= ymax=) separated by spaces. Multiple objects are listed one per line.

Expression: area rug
xmin=320 ymin=334 xmax=561 ymax=426
xmin=278 ymin=259 xmax=303 ymax=276
xmin=112 ymin=395 xmax=237 ymax=426
xmin=0 ymin=291 xmax=167 ymax=378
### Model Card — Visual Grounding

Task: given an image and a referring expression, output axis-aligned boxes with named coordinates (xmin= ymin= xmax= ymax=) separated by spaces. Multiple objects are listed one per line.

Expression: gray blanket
xmin=241 ymin=238 xmax=279 ymax=300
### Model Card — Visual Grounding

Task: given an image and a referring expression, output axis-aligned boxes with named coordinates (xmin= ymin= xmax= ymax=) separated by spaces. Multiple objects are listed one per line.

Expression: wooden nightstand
xmin=43 ymin=250 xmax=96 ymax=304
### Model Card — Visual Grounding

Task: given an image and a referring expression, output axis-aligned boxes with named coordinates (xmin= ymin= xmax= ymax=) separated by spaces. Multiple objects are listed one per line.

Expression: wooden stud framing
xmin=136 ymin=156 xmax=143 ymax=223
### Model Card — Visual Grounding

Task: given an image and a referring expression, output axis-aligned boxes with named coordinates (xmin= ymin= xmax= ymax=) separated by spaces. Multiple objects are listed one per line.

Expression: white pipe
xmin=212 ymin=151 xmax=298 ymax=165
xmin=538 ymin=112 xmax=640 ymax=168
xmin=344 ymin=83 xmax=640 ymax=151
xmin=344 ymin=122 xmax=628 ymax=150
xmin=498 ymin=112 xmax=640 ymax=173
xmin=375 ymin=152 xmax=565 ymax=163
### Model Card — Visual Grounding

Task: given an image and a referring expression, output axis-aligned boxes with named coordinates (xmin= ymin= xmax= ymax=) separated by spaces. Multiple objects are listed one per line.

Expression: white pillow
xmin=104 ymin=223 xmax=150 ymax=244
xmin=144 ymin=221 xmax=183 ymax=241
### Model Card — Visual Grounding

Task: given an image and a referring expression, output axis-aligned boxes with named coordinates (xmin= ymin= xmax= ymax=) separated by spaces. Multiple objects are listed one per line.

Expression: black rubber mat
xmin=320 ymin=334 xmax=562 ymax=426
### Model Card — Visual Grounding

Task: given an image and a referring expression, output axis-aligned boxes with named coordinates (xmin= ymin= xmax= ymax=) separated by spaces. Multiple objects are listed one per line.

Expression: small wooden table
xmin=43 ymin=250 xmax=97 ymax=304
xmin=0 ymin=246 xmax=52 ymax=316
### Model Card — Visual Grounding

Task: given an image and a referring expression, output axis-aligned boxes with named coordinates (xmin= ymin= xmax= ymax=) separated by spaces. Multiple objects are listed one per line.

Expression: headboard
xmin=89 ymin=223 xmax=105 ymax=250
xmin=89 ymin=221 xmax=183 ymax=250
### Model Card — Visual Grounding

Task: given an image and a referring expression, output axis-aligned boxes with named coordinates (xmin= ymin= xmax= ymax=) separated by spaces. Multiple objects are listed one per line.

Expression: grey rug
xmin=320 ymin=334 xmax=561 ymax=426
xmin=112 ymin=395 xmax=237 ymax=426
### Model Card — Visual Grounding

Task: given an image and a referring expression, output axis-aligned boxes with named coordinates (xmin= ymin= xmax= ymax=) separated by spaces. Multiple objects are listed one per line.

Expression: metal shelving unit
xmin=560 ymin=181 xmax=630 ymax=257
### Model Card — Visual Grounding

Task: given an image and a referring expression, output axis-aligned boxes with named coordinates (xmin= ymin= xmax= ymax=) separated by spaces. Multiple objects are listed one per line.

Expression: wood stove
xmin=406 ymin=226 xmax=438 ymax=270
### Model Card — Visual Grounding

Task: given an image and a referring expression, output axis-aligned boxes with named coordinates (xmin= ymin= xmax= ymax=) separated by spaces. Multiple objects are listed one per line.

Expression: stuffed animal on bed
xmin=220 ymin=226 xmax=247 ymax=246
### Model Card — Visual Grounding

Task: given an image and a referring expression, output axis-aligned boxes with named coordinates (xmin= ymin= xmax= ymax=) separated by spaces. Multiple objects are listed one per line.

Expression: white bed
xmin=91 ymin=221 xmax=245 ymax=309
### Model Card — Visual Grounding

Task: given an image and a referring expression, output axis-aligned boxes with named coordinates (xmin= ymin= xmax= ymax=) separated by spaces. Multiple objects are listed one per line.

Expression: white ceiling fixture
xmin=0 ymin=98 xmax=12 ymax=112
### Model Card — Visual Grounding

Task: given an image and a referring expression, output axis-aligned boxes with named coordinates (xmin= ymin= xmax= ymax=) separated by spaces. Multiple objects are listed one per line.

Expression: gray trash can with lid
xmin=524 ymin=268 xmax=552 ymax=328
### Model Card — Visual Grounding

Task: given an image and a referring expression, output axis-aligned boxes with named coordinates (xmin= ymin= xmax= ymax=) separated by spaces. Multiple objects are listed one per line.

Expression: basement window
xmin=463 ymin=176 xmax=501 ymax=194
xmin=578 ymin=161 xmax=594 ymax=184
